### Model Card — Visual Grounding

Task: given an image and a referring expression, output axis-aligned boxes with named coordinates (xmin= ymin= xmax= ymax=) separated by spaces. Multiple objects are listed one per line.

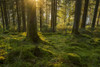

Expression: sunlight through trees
xmin=0 ymin=0 xmax=100 ymax=67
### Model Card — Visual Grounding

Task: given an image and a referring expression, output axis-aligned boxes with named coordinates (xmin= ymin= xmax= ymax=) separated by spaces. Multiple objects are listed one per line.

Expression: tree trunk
xmin=27 ymin=0 xmax=40 ymax=43
xmin=64 ymin=0 xmax=67 ymax=23
xmin=46 ymin=0 xmax=49 ymax=24
xmin=72 ymin=0 xmax=82 ymax=34
xmin=16 ymin=0 xmax=21 ymax=32
xmin=97 ymin=12 xmax=100 ymax=26
xmin=81 ymin=0 xmax=89 ymax=29
xmin=12 ymin=1 xmax=16 ymax=30
xmin=3 ymin=0 xmax=9 ymax=30
xmin=91 ymin=0 xmax=99 ymax=29
xmin=51 ymin=0 xmax=57 ymax=32
xmin=0 ymin=4 xmax=5 ymax=32
xmin=40 ymin=0 xmax=44 ymax=31
xmin=21 ymin=0 xmax=26 ymax=32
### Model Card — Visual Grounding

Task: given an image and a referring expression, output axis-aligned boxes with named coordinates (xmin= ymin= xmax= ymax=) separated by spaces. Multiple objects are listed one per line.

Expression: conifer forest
xmin=0 ymin=0 xmax=100 ymax=67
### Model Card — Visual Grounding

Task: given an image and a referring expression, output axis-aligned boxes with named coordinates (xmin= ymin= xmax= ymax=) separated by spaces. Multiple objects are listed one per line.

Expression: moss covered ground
xmin=0 ymin=28 xmax=100 ymax=67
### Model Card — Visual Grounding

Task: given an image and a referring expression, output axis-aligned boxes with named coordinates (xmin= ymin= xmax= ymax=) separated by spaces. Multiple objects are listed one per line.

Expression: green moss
xmin=33 ymin=47 xmax=53 ymax=58
xmin=6 ymin=61 xmax=33 ymax=67
xmin=0 ymin=36 xmax=5 ymax=40
xmin=1 ymin=27 xmax=100 ymax=66
xmin=7 ymin=47 xmax=35 ymax=63
xmin=67 ymin=53 xmax=81 ymax=66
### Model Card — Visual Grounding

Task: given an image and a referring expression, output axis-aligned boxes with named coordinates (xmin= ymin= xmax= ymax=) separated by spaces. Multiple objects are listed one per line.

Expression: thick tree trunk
xmin=51 ymin=0 xmax=57 ymax=32
xmin=81 ymin=0 xmax=89 ymax=29
xmin=91 ymin=0 xmax=99 ymax=29
xmin=72 ymin=0 xmax=82 ymax=34
xmin=27 ymin=0 xmax=40 ymax=43
xmin=16 ymin=0 xmax=21 ymax=32
xmin=21 ymin=0 xmax=26 ymax=32
xmin=3 ymin=0 xmax=9 ymax=30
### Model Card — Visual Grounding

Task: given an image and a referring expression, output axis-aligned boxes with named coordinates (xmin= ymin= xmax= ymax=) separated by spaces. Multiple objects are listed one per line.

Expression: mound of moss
xmin=67 ymin=53 xmax=81 ymax=66
xmin=59 ymin=53 xmax=82 ymax=67
xmin=7 ymin=46 xmax=53 ymax=64
xmin=0 ymin=36 xmax=5 ymax=40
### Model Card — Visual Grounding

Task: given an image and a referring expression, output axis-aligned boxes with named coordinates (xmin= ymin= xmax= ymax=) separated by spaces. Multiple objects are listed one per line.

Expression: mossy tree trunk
xmin=27 ymin=0 xmax=40 ymax=43
xmin=91 ymin=0 xmax=99 ymax=29
xmin=81 ymin=0 xmax=89 ymax=29
xmin=72 ymin=0 xmax=82 ymax=34
xmin=51 ymin=0 xmax=57 ymax=32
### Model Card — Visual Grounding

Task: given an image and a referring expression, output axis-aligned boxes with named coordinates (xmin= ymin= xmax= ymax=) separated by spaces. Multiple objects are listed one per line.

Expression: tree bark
xmin=21 ymin=0 xmax=26 ymax=32
xmin=40 ymin=0 xmax=44 ymax=31
xmin=91 ymin=0 xmax=99 ymax=29
xmin=27 ymin=0 xmax=40 ymax=43
xmin=81 ymin=0 xmax=89 ymax=29
xmin=46 ymin=0 xmax=49 ymax=24
xmin=16 ymin=0 xmax=21 ymax=32
xmin=97 ymin=12 xmax=100 ymax=26
xmin=12 ymin=1 xmax=16 ymax=30
xmin=3 ymin=0 xmax=9 ymax=30
xmin=51 ymin=0 xmax=57 ymax=32
xmin=72 ymin=0 xmax=82 ymax=34
xmin=0 ymin=3 xmax=5 ymax=32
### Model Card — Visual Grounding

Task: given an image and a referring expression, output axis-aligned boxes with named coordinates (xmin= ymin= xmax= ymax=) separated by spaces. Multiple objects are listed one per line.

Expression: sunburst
xmin=36 ymin=0 xmax=38 ymax=2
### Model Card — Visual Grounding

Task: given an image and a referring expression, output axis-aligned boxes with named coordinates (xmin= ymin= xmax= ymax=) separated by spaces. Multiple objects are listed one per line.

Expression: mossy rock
xmin=67 ymin=53 xmax=82 ymax=66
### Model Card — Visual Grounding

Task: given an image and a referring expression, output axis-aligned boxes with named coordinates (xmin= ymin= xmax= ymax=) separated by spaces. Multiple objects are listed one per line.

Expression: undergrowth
xmin=0 ymin=28 xmax=100 ymax=67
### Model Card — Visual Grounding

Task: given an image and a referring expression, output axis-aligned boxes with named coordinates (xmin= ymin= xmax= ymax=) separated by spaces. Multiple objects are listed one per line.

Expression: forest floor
xmin=0 ymin=27 xmax=100 ymax=67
